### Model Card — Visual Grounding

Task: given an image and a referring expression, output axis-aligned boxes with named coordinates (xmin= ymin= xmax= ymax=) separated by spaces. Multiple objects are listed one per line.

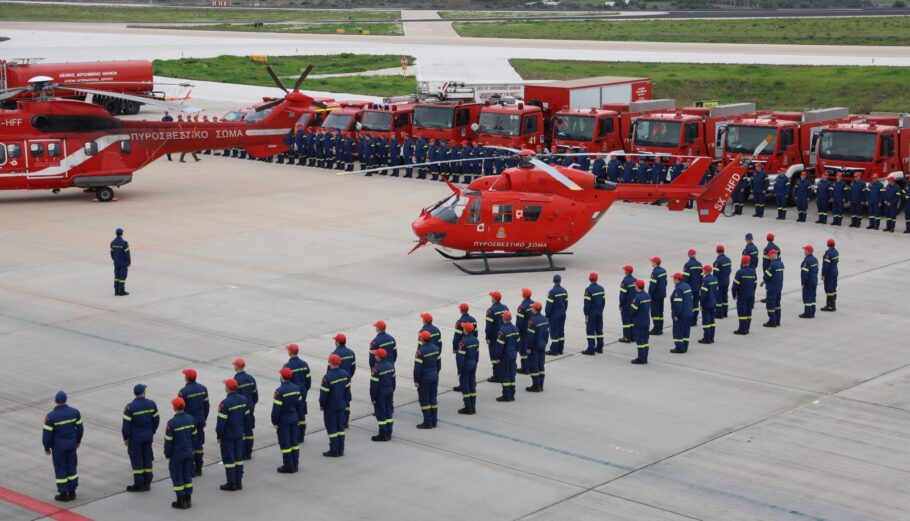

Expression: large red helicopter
xmin=352 ymin=143 xmax=767 ymax=274
xmin=0 ymin=65 xmax=325 ymax=201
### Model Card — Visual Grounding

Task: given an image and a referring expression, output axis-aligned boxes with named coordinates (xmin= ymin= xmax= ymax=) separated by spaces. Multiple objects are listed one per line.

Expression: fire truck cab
xmin=631 ymin=103 xmax=757 ymax=159
xmin=320 ymin=101 xmax=371 ymax=138
xmin=816 ymin=114 xmax=910 ymax=181
xmin=550 ymin=108 xmax=622 ymax=153
xmin=357 ymin=102 xmax=415 ymax=140
xmin=412 ymin=100 xmax=482 ymax=144
xmin=475 ymin=101 xmax=545 ymax=149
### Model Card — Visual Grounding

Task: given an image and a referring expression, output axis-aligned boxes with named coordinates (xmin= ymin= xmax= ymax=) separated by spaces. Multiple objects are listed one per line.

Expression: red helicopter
xmin=0 ymin=65 xmax=325 ymax=201
xmin=352 ymin=143 xmax=766 ymax=274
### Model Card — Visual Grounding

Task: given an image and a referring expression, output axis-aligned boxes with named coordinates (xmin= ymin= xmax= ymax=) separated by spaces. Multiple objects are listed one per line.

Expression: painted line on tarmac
xmin=0 ymin=487 xmax=94 ymax=521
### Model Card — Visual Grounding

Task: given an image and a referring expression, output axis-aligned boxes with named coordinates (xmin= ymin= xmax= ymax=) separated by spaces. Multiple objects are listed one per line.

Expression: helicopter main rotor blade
xmin=311 ymin=100 xmax=327 ymax=109
xmin=482 ymin=145 xmax=522 ymax=155
xmin=338 ymin=157 xmax=489 ymax=176
xmin=529 ymin=158 xmax=583 ymax=192
xmin=254 ymin=98 xmax=283 ymax=112
xmin=293 ymin=64 xmax=314 ymax=91
xmin=0 ymin=86 xmax=30 ymax=101
xmin=56 ymin=86 xmax=202 ymax=114
xmin=265 ymin=65 xmax=289 ymax=94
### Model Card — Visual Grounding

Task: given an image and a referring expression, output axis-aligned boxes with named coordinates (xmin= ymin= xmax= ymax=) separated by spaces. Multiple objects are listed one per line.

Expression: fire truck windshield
xmin=725 ymin=125 xmax=776 ymax=155
xmin=361 ymin=111 xmax=393 ymax=131
xmin=322 ymin=112 xmax=354 ymax=131
xmin=478 ymin=112 xmax=520 ymax=136
xmin=634 ymin=119 xmax=681 ymax=148
xmin=819 ymin=130 xmax=876 ymax=162
xmin=553 ymin=115 xmax=595 ymax=142
xmin=414 ymin=106 xmax=455 ymax=129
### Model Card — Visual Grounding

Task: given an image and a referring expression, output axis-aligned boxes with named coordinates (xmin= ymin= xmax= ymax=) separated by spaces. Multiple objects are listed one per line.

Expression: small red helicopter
xmin=0 ymin=65 xmax=325 ymax=201
xmin=352 ymin=143 xmax=766 ymax=274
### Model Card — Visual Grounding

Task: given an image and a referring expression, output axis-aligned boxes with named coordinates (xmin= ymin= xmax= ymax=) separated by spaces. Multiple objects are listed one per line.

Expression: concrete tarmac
xmin=0 ymin=150 xmax=908 ymax=520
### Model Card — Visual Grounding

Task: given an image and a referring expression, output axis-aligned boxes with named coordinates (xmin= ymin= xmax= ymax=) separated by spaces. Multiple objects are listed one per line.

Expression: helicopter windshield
xmin=360 ymin=111 xmax=393 ymax=132
xmin=223 ymin=111 xmax=247 ymax=122
xmin=478 ymin=112 xmax=520 ymax=136
xmin=428 ymin=193 xmax=467 ymax=224
xmin=413 ymin=106 xmax=454 ymax=129
xmin=553 ymin=115 xmax=595 ymax=142
xmin=322 ymin=112 xmax=354 ymax=131
xmin=725 ymin=125 xmax=776 ymax=155
xmin=634 ymin=119 xmax=681 ymax=148
xmin=296 ymin=113 xmax=312 ymax=126
xmin=244 ymin=109 xmax=271 ymax=123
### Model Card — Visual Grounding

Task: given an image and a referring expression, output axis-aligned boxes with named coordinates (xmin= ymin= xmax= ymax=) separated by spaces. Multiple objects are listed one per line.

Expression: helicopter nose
xmin=411 ymin=213 xmax=447 ymax=244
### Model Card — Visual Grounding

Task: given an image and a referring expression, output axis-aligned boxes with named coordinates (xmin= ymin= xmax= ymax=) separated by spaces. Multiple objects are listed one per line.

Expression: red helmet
xmin=418 ymin=330 xmax=432 ymax=341
xmin=371 ymin=348 xmax=388 ymax=360
xmin=703 ymin=265 xmax=713 ymax=273
xmin=767 ymin=233 xmax=775 ymax=241
xmin=589 ymin=272 xmax=598 ymax=282
xmin=827 ymin=238 xmax=836 ymax=247
xmin=672 ymin=272 xmax=684 ymax=280
xmin=373 ymin=320 xmax=386 ymax=330
xmin=420 ymin=312 xmax=433 ymax=323
xmin=649 ymin=256 xmax=661 ymax=264
xmin=716 ymin=245 xmax=725 ymax=253
xmin=531 ymin=301 xmax=543 ymax=311
xmin=623 ymin=265 xmax=633 ymax=274
xmin=688 ymin=248 xmax=696 ymax=256
xmin=502 ymin=311 xmax=512 ymax=322
xmin=286 ymin=343 xmax=300 ymax=355
xmin=171 ymin=397 xmax=186 ymax=409
xmin=489 ymin=291 xmax=502 ymax=301
xmin=279 ymin=367 xmax=293 ymax=380
xmin=333 ymin=333 xmax=347 ymax=344
xmin=328 ymin=354 xmax=341 ymax=366
xmin=459 ymin=303 xmax=469 ymax=312
xmin=182 ymin=368 xmax=197 ymax=380
xmin=803 ymin=245 xmax=814 ymax=253
xmin=232 ymin=358 xmax=245 ymax=368
xmin=521 ymin=288 xmax=532 ymax=298
xmin=634 ymin=279 xmax=645 ymax=289
xmin=741 ymin=255 xmax=751 ymax=265
xmin=462 ymin=322 xmax=475 ymax=333
xmin=223 ymin=378 xmax=238 ymax=390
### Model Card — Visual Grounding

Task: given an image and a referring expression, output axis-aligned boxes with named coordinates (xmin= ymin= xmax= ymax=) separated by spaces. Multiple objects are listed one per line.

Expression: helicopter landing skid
xmin=434 ymin=249 xmax=570 ymax=275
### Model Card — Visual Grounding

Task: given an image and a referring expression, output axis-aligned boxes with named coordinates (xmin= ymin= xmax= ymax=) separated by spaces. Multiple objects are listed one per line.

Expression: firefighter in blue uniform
xmin=516 ymin=288 xmax=534 ymax=374
xmin=402 ymin=137 xmax=415 ymax=177
xmin=177 ymin=368 xmax=208 ymax=477
xmin=742 ymin=233 xmax=759 ymax=269
xmin=849 ymin=177 xmax=867 ymax=227
xmin=732 ymin=255 xmax=757 ymax=335
xmin=635 ymin=158 xmax=651 ymax=184
xmin=903 ymin=182 xmax=910 ymax=232
xmin=761 ymin=249 xmax=784 ymax=327
xmin=618 ymin=265 xmax=637 ymax=343
xmin=320 ymin=354 xmax=352 ymax=455
xmin=713 ymin=245 xmax=732 ymax=319
xmin=795 ymin=171 xmax=811 ymax=222
xmin=821 ymin=238 xmax=839 ymax=312
xmin=485 ymin=292 xmax=509 ymax=381
xmin=330 ymin=333 xmax=356 ymax=428
xmin=294 ymin=128 xmax=305 ymax=163
xmin=43 ymin=391 xmax=83 ymax=502
xmin=110 ymin=227 xmax=131 ymax=296
xmin=524 ymin=302 xmax=549 ymax=392
xmin=377 ymin=137 xmax=390 ymax=174
xmin=282 ymin=343 xmax=312 ymax=444
xmin=313 ymin=130 xmax=325 ymax=168
xmin=232 ymin=358 xmax=257 ymax=460
xmin=683 ymin=249 xmax=703 ymax=326
xmin=648 ymin=257 xmax=667 ymax=335
xmin=630 ymin=280 xmax=651 ymax=364
xmin=456 ymin=322 xmax=480 ymax=415
xmin=413 ymin=330 xmax=441 ymax=429
xmin=123 ymin=383 xmax=159 ymax=492
xmin=419 ymin=312 xmax=442 ymax=348
xmin=472 ymin=142 xmax=484 ymax=176
xmin=427 ymin=138 xmax=439 ymax=178
xmin=482 ymin=146 xmax=495 ymax=177
xmin=369 ymin=348 xmax=396 ymax=441
xmin=581 ymin=272 xmax=605 ymax=355
xmin=451 ymin=303 xmax=475 ymax=393
xmin=866 ymin=174 xmax=883 ymax=229
xmin=799 ymin=245 xmax=819 ymax=319
xmin=460 ymin=143 xmax=474 ymax=182
xmin=389 ymin=136 xmax=400 ymax=176
xmin=273 ymin=367 xmax=303 ymax=473
xmin=344 ymin=135 xmax=356 ymax=172
xmin=751 ymin=164 xmax=768 ymax=217
xmin=497 ymin=311 xmax=519 ymax=402
xmin=333 ymin=132 xmax=345 ymax=170
xmin=592 ymin=156 xmax=606 ymax=181
xmin=369 ymin=320 xmax=397 ymax=368
xmin=669 ymin=273 xmax=693 ymax=352
xmin=578 ymin=150 xmax=591 ymax=172
xmin=415 ymin=136 xmax=428 ymax=177
xmin=621 ymin=159 xmax=636 ymax=183
xmin=773 ymin=173 xmax=789 ymax=220
xmin=215 ymin=378 xmax=250 ymax=492
xmin=545 ymin=275 xmax=568 ymax=355
xmin=651 ymin=159 xmax=666 ymax=184
xmin=698 ymin=265 xmax=718 ymax=344
xmin=305 ymin=129 xmax=316 ymax=165
xmin=830 ymin=171 xmax=847 ymax=226
xmin=815 ymin=175 xmax=832 ymax=224
xmin=606 ymin=157 xmax=622 ymax=182
xmin=669 ymin=160 xmax=685 ymax=182
xmin=164 ymin=397 xmax=196 ymax=510
xmin=883 ymin=176 xmax=900 ymax=232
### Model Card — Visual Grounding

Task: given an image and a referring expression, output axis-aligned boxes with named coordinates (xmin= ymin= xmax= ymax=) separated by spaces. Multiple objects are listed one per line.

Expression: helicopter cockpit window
xmin=47 ymin=142 xmax=61 ymax=158
xmin=428 ymin=194 xmax=467 ymax=225
xmin=466 ymin=198 xmax=482 ymax=224
xmin=523 ymin=205 xmax=543 ymax=222
xmin=493 ymin=204 xmax=513 ymax=223
xmin=84 ymin=142 xmax=98 ymax=156
xmin=0 ymin=145 xmax=6 ymax=166
xmin=29 ymin=143 xmax=44 ymax=158
xmin=8 ymin=144 xmax=21 ymax=159
xmin=120 ymin=140 xmax=131 ymax=154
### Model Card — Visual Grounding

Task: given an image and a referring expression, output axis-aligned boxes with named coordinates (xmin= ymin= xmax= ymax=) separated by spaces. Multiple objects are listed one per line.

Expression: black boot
xmin=172 ymin=497 xmax=188 ymax=510
xmin=55 ymin=492 xmax=69 ymax=502
xmin=458 ymin=406 xmax=472 ymax=415
xmin=525 ymin=385 xmax=542 ymax=393
xmin=277 ymin=466 xmax=294 ymax=473
xmin=821 ymin=297 xmax=834 ymax=312
xmin=126 ymin=484 xmax=145 ymax=492
xmin=185 ymin=496 xmax=191 ymax=508
xmin=219 ymin=483 xmax=238 ymax=492
xmin=416 ymin=423 xmax=432 ymax=430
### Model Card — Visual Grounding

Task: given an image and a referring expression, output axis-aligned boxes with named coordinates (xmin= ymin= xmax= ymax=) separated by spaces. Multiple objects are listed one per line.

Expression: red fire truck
xmin=815 ymin=113 xmax=910 ymax=181
xmin=411 ymin=100 xmax=484 ymax=144
xmin=550 ymin=99 xmax=677 ymax=153
xmin=357 ymin=102 xmax=415 ymax=140
xmin=320 ymin=101 xmax=372 ymax=138
xmin=629 ymin=103 xmax=759 ymax=159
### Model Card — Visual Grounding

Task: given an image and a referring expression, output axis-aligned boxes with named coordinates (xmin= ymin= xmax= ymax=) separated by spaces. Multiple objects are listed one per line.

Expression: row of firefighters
xmin=42 ymin=233 xmax=840 ymax=509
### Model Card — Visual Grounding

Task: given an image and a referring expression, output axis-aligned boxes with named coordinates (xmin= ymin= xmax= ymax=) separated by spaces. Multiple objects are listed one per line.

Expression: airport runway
xmin=0 ymin=123 xmax=907 ymax=519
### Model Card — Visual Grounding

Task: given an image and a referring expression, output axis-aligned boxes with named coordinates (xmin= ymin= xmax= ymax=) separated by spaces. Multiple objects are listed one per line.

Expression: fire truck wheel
xmin=123 ymin=101 xmax=141 ymax=115
xmin=101 ymin=98 xmax=120 ymax=115
xmin=95 ymin=186 xmax=115 ymax=202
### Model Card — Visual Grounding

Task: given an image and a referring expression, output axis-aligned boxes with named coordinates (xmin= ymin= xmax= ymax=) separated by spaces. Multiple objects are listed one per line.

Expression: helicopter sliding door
xmin=25 ymin=138 xmax=67 ymax=189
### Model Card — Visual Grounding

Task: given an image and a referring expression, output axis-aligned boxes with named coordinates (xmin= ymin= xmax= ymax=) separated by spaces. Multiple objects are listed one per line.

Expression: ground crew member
xmin=582 ymin=272 xmax=606 ymax=355
xmin=419 ymin=312 xmax=442 ymax=348
xmin=330 ymin=333 xmax=356 ymax=428
xmin=831 ymin=172 xmax=847 ymax=226
xmin=799 ymin=245 xmax=819 ymax=319
xmin=883 ymin=176 xmax=900 ymax=232
xmin=630 ymin=280 xmax=651 ymax=364
xmin=821 ymin=238 xmax=839 ymax=312
xmin=621 ymin=160 xmax=636 ymax=183
xmin=232 ymin=358 xmax=258 ymax=460
xmin=320 ymin=354 xmax=351 ymax=456
xmin=369 ymin=320 xmax=397 ymax=368
xmin=110 ymin=227 xmax=131 ymax=296
xmin=402 ymin=137 xmax=415 ymax=178
xmin=545 ymin=275 xmax=568 ymax=355
xmin=456 ymin=322 xmax=480 ymax=415
xmin=273 ymin=367 xmax=303 ymax=473
xmin=216 ymin=378 xmax=250 ymax=492
xmin=516 ymin=288 xmax=534 ymax=374
xmin=636 ymin=159 xmax=651 ymax=184
xmin=369 ymin=348 xmax=396 ymax=441
xmin=592 ymin=156 xmax=607 ymax=181
xmin=762 ymin=233 xmax=780 ymax=276
xmin=732 ymin=173 xmax=748 ymax=215
xmin=452 ymin=303 xmax=477 ymax=356
xmin=164 ymin=397 xmax=196 ymax=510
xmin=795 ymin=171 xmax=811 ymax=222
xmin=816 ymin=176 xmax=832 ymax=224
xmin=123 ymin=383 xmax=159 ymax=492
xmin=713 ymin=246 xmax=732 ymax=319
xmin=43 ymin=391 xmax=83 ymax=502
xmin=849 ymin=177 xmax=867 ymax=227
xmin=606 ymin=157 xmax=622 ymax=182
xmin=618 ymin=265 xmax=637 ymax=342
xmin=751 ymin=164 xmax=768 ymax=217
xmin=413 ymin=330 xmax=441 ymax=429
xmin=698 ymin=266 xmax=718 ymax=344
xmin=486 ymin=292 xmax=509 ymax=380
xmin=762 ymin=249 xmax=784 ymax=327
xmin=683 ymin=249 xmax=703 ymax=326
xmin=669 ymin=273 xmax=693 ymax=353
xmin=177 ymin=368 xmax=209 ymax=477
xmin=774 ymin=173 xmax=789 ymax=220
xmin=524 ymin=302 xmax=549 ymax=392
xmin=648 ymin=257 xmax=667 ymax=335
xmin=497 ymin=311 xmax=519 ymax=402
xmin=283 ymin=343 xmax=312 ymax=444
xmin=867 ymin=174 xmax=883 ymax=229
xmin=732 ymin=255 xmax=757 ymax=335
xmin=742 ymin=233 xmax=759 ymax=269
